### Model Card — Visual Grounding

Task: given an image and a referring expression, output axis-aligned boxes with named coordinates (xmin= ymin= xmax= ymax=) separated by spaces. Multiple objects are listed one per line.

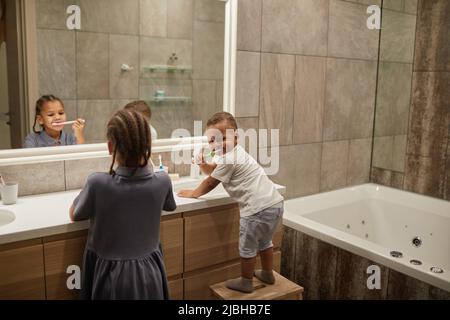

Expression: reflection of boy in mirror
xmin=24 ymin=95 xmax=86 ymax=148
xmin=124 ymin=101 xmax=158 ymax=141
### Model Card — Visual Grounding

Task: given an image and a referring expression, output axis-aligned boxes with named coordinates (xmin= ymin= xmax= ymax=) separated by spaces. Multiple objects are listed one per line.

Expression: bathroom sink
xmin=0 ymin=209 xmax=15 ymax=227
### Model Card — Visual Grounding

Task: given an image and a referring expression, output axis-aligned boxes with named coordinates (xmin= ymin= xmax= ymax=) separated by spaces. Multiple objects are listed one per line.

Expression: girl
xmin=69 ymin=109 xmax=176 ymax=300
xmin=24 ymin=95 xmax=85 ymax=148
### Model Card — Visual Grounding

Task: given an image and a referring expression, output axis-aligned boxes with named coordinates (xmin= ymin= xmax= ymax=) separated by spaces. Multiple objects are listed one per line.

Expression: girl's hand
xmin=177 ymin=190 xmax=197 ymax=198
xmin=72 ymin=118 xmax=86 ymax=144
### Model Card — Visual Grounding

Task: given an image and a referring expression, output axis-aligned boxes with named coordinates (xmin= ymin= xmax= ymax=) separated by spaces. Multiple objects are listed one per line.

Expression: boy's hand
xmin=177 ymin=189 xmax=197 ymax=198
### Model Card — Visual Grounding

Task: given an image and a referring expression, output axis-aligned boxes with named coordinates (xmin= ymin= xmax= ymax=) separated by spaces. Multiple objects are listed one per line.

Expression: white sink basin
xmin=0 ymin=209 xmax=15 ymax=227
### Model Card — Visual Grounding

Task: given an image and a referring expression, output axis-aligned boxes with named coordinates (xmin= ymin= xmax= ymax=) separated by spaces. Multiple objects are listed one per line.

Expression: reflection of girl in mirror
xmin=24 ymin=95 xmax=86 ymax=148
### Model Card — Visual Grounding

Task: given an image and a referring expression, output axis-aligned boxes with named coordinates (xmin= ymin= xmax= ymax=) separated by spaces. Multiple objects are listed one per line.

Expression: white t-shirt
xmin=211 ymin=145 xmax=284 ymax=217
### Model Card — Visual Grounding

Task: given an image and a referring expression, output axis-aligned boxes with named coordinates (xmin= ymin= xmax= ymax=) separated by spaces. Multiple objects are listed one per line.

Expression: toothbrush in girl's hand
xmin=52 ymin=119 xmax=86 ymax=127
xmin=0 ymin=175 xmax=6 ymax=187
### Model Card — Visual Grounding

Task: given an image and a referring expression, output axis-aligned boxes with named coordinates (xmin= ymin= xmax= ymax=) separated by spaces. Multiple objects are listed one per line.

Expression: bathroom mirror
xmin=372 ymin=3 xmax=417 ymax=175
xmin=0 ymin=0 xmax=237 ymax=163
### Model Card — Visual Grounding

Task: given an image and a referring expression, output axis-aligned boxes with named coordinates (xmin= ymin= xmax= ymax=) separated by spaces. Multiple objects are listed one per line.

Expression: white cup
xmin=1 ymin=182 xmax=19 ymax=205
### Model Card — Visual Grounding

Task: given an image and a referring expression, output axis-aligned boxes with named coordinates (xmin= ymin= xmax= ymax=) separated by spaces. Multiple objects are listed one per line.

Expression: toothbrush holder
xmin=1 ymin=182 xmax=19 ymax=205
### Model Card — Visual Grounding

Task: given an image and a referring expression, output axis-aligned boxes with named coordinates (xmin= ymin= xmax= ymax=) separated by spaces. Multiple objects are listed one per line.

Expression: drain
xmin=412 ymin=236 xmax=422 ymax=248
xmin=430 ymin=267 xmax=444 ymax=274
xmin=410 ymin=259 xmax=422 ymax=266
xmin=390 ymin=251 xmax=403 ymax=258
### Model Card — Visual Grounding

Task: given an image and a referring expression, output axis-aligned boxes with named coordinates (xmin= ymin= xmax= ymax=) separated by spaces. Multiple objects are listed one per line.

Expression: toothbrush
xmin=0 ymin=175 xmax=5 ymax=187
xmin=52 ymin=120 xmax=86 ymax=127
xmin=159 ymin=155 xmax=164 ymax=171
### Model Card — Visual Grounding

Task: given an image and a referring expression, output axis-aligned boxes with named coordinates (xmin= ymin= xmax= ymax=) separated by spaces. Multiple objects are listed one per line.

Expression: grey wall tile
xmin=110 ymin=35 xmax=139 ymax=100
xmin=374 ymin=62 xmax=413 ymax=137
xmin=261 ymin=0 xmax=328 ymax=56
xmin=414 ymin=0 xmax=450 ymax=71
xmin=62 ymin=100 xmax=78 ymax=136
xmin=192 ymin=80 xmax=220 ymax=131
xmin=383 ymin=0 xmax=404 ymax=11
xmin=357 ymin=0 xmax=382 ymax=6
xmin=140 ymin=37 xmax=193 ymax=71
xmin=237 ymin=0 xmax=262 ymax=51
xmin=140 ymin=0 xmax=167 ymax=37
xmin=236 ymin=117 xmax=259 ymax=154
xmin=168 ymin=0 xmax=194 ymax=39
xmin=77 ymin=32 xmax=109 ymax=99
xmin=324 ymin=58 xmax=377 ymax=141
xmin=391 ymin=171 xmax=405 ymax=189
xmin=37 ymin=29 xmax=76 ymax=99
xmin=216 ymin=80 xmax=223 ymax=110
xmin=65 ymin=157 xmax=111 ymax=190
xmin=380 ymin=9 xmax=416 ymax=63
xmin=193 ymin=21 xmax=224 ymax=80
xmin=321 ymin=140 xmax=349 ymax=192
xmin=0 ymin=162 xmax=65 ymax=197
xmin=259 ymin=53 xmax=295 ymax=147
xmin=294 ymin=143 xmax=322 ymax=197
xmin=403 ymin=0 xmax=418 ymax=14
xmin=235 ymin=51 xmax=260 ymax=118
xmin=77 ymin=100 xmax=130 ymax=143
xmin=80 ymin=0 xmax=139 ymax=35
xmin=373 ymin=136 xmax=394 ymax=169
xmin=260 ymin=144 xmax=321 ymax=199
xmin=328 ymin=0 xmax=380 ymax=61
xmin=406 ymin=72 xmax=450 ymax=157
xmin=294 ymin=231 xmax=338 ymax=300
xmin=151 ymin=104 xmax=194 ymax=139
xmin=293 ymin=56 xmax=326 ymax=144
xmin=335 ymin=249 xmax=389 ymax=299
xmin=194 ymin=0 xmax=225 ymax=23
xmin=36 ymin=0 xmax=79 ymax=30
xmin=347 ymin=138 xmax=372 ymax=185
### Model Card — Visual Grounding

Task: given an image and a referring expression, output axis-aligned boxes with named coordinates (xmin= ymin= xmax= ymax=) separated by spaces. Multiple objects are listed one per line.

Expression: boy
xmin=178 ymin=112 xmax=284 ymax=293
xmin=124 ymin=100 xmax=158 ymax=140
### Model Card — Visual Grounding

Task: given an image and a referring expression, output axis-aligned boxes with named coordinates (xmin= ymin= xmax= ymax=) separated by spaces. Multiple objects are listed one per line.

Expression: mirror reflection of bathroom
xmin=0 ymin=0 xmax=225 ymax=149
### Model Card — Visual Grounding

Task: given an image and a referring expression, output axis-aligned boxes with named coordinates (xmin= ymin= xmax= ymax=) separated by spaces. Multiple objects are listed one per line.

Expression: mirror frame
xmin=0 ymin=0 xmax=237 ymax=166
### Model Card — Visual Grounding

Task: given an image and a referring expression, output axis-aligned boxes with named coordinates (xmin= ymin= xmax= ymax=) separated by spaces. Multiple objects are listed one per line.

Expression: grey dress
xmin=72 ymin=166 xmax=177 ymax=300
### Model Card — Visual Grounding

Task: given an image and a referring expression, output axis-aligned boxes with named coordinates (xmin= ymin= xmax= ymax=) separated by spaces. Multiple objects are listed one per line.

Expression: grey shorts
xmin=239 ymin=203 xmax=284 ymax=258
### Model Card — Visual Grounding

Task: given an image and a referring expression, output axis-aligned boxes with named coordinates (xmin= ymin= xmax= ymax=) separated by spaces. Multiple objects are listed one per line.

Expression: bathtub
xmin=283 ymin=183 xmax=450 ymax=293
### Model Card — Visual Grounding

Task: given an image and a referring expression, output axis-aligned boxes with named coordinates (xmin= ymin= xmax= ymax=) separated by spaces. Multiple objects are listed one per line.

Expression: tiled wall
xmin=371 ymin=0 xmax=450 ymax=201
xmin=235 ymin=0 xmax=380 ymax=199
xmin=36 ymin=0 xmax=224 ymax=142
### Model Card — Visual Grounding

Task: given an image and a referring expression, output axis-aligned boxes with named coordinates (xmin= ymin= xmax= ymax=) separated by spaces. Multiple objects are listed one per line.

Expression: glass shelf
xmin=148 ymin=96 xmax=192 ymax=104
xmin=143 ymin=65 xmax=193 ymax=73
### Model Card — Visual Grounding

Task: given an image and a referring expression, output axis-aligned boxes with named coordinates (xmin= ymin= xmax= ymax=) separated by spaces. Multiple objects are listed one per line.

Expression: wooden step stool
xmin=210 ymin=272 xmax=304 ymax=300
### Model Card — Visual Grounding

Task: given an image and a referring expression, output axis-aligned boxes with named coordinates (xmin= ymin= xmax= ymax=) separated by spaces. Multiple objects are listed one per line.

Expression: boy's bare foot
xmin=254 ymin=270 xmax=275 ymax=285
xmin=226 ymin=277 xmax=254 ymax=293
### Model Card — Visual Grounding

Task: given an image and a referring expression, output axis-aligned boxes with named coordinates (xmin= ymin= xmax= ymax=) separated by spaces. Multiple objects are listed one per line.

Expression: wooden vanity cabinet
xmin=0 ymin=204 xmax=283 ymax=300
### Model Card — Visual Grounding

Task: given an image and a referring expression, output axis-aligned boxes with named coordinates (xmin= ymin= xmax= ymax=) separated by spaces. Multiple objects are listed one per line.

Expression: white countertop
xmin=0 ymin=177 xmax=285 ymax=245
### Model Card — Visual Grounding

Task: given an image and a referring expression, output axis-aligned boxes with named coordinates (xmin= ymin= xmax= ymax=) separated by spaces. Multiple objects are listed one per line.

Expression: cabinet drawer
xmin=160 ymin=217 xmax=183 ymax=277
xmin=0 ymin=240 xmax=46 ymax=300
xmin=43 ymin=235 xmax=86 ymax=300
xmin=184 ymin=205 xmax=240 ymax=272
xmin=168 ymin=278 xmax=183 ymax=300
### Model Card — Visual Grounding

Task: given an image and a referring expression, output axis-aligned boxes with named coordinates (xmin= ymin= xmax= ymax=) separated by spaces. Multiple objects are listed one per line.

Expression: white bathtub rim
xmin=283 ymin=211 xmax=450 ymax=293
xmin=285 ymin=183 xmax=450 ymax=219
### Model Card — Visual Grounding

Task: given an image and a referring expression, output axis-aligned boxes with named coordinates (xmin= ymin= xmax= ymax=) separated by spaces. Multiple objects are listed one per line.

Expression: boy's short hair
xmin=206 ymin=112 xmax=238 ymax=130
xmin=124 ymin=100 xmax=152 ymax=120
